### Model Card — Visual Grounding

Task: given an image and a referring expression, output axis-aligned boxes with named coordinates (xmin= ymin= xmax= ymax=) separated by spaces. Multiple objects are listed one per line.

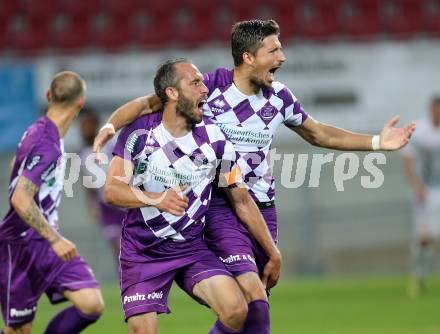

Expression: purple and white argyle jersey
xmin=203 ymin=68 xmax=308 ymax=202
xmin=0 ymin=117 xmax=64 ymax=242
xmin=113 ymin=113 xmax=239 ymax=250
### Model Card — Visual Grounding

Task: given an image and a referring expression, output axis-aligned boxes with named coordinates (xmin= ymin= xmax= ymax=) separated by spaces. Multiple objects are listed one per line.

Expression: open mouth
xmin=267 ymin=67 xmax=279 ymax=83
xmin=269 ymin=67 xmax=279 ymax=75
xmin=197 ymin=99 xmax=207 ymax=109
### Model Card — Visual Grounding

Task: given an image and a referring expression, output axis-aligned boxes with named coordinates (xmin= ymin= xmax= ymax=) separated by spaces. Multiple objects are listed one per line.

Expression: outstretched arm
xmin=11 ymin=176 xmax=78 ymax=261
xmin=93 ymin=94 xmax=162 ymax=154
xmin=290 ymin=115 xmax=415 ymax=151
xmin=224 ymin=187 xmax=281 ymax=289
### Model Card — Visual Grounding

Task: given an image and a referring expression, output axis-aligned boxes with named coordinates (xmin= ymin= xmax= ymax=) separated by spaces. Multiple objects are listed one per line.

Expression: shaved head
xmin=49 ymin=71 xmax=86 ymax=106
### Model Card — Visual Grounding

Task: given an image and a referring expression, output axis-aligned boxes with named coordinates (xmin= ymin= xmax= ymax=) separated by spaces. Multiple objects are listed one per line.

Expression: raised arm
xmin=93 ymin=94 xmax=162 ymax=154
xmin=11 ymin=176 xmax=78 ymax=261
xmin=224 ymin=186 xmax=281 ymax=289
xmin=105 ymin=156 xmax=188 ymax=215
xmin=290 ymin=115 xmax=416 ymax=151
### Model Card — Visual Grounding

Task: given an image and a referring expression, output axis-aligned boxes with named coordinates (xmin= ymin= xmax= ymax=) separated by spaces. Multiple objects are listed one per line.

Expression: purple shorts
xmin=0 ymin=239 xmax=99 ymax=327
xmin=120 ymin=235 xmax=231 ymax=321
xmin=204 ymin=202 xmax=278 ymax=277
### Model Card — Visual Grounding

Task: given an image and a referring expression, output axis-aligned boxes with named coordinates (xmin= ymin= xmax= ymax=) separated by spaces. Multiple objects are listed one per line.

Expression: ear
xmin=165 ymin=87 xmax=179 ymax=102
xmin=242 ymin=52 xmax=255 ymax=66
xmin=77 ymin=96 xmax=85 ymax=109
xmin=46 ymin=90 xmax=52 ymax=103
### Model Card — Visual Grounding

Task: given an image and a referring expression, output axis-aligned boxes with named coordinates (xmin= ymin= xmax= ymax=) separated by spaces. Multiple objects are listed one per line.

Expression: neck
xmin=46 ymin=105 xmax=78 ymax=138
xmin=162 ymin=105 xmax=191 ymax=138
xmin=233 ymin=66 xmax=260 ymax=95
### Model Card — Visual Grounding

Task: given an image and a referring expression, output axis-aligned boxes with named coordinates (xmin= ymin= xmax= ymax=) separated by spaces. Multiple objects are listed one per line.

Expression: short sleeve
xmin=21 ymin=143 xmax=60 ymax=188
xmin=203 ymin=72 xmax=215 ymax=95
xmin=113 ymin=122 xmax=148 ymax=164
xmin=203 ymin=68 xmax=233 ymax=96
xmin=281 ymin=87 xmax=308 ymax=127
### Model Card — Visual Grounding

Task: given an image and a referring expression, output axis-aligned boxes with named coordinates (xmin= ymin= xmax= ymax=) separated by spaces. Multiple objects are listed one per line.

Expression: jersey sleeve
xmin=281 ymin=87 xmax=309 ymax=127
xmin=113 ymin=120 xmax=149 ymax=164
xmin=203 ymin=71 xmax=215 ymax=95
xmin=203 ymin=68 xmax=233 ymax=96
xmin=21 ymin=142 xmax=60 ymax=188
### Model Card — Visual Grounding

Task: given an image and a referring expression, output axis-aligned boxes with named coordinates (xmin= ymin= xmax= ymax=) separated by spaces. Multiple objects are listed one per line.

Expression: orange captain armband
xmin=224 ymin=165 xmax=244 ymax=187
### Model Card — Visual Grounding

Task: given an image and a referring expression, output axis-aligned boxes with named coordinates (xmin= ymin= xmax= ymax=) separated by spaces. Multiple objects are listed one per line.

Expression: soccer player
xmin=94 ymin=20 xmax=415 ymax=333
xmin=78 ymin=109 xmax=126 ymax=262
xmin=401 ymin=96 xmax=440 ymax=297
xmin=0 ymin=72 xmax=104 ymax=334
xmin=105 ymin=58 xmax=280 ymax=334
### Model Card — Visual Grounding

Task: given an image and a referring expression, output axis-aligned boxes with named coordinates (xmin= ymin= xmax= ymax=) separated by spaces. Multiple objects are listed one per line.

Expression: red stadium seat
xmin=227 ymin=0 xmax=264 ymax=21
xmin=270 ymin=0 xmax=301 ymax=40
xmin=94 ymin=12 xmax=132 ymax=52
xmin=339 ymin=0 xmax=381 ymax=40
xmin=10 ymin=15 xmax=49 ymax=53
xmin=58 ymin=0 xmax=100 ymax=17
xmin=132 ymin=1 xmax=180 ymax=49
xmin=51 ymin=13 xmax=93 ymax=52
xmin=174 ymin=0 xmax=213 ymax=48
xmin=100 ymin=0 xmax=141 ymax=17
xmin=17 ymin=0 xmax=59 ymax=17
xmin=0 ymin=16 xmax=7 ymax=50
xmin=424 ymin=0 xmax=440 ymax=36
xmin=211 ymin=4 xmax=236 ymax=43
xmin=0 ymin=1 xmax=19 ymax=18
xmin=296 ymin=0 xmax=342 ymax=41
xmin=382 ymin=0 xmax=423 ymax=39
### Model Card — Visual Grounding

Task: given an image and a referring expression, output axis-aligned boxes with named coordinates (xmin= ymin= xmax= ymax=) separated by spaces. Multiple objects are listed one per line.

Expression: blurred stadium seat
xmin=9 ymin=15 xmax=50 ymax=53
xmin=17 ymin=0 xmax=59 ymax=17
xmin=51 ymin=13 xmax=94 ymax=52
xmin=0 ymin=0 xmax=439 ymax=54
xmin=424 ymin=0 xmax=440 ymax=36
xmin=174 ymin=0 xmax=213 ymax=48
xmin=340 ymin=0 xmax=381 ymax=40
xmin=296 ymin=0 xmax=342 ymax=41
xmin=383 ymin=0 xmax=424 ymax=39
xmin=94 ymin=12 xmax=132 ymax=52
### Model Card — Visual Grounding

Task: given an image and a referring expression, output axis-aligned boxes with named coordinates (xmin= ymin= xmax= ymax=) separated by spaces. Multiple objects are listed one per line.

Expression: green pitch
xmin=2 ymin=276 xmax=440 ymax=334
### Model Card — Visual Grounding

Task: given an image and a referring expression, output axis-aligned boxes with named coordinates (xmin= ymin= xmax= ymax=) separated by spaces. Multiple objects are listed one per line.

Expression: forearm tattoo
xmin=15 ymin=177 xmax=59 ymax=243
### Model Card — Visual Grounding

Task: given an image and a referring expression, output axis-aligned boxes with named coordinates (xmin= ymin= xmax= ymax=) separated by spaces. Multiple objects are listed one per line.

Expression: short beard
xmin=249 ymin=75 xmax=271 ymax=92
xmin=176 ymin=94 xmax=202 ymax=128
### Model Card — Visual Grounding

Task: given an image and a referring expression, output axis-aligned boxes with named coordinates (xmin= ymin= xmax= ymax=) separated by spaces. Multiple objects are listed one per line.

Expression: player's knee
xmin=5 ymin=323 xmax=32 ymax=334
xmin=222 ymin=299 xmax=248 ymax=325
xmin=128 ymin=317 xmax=157 ymax=334
xmin=128 ymin=323 xmax=154 ymax=334
xmin=82 ymin=298 xmax=105 ymax=316
xmin=76 ymin=292 xmax=105 ymax=316
xmin=237 ymin=272 xmax=268 ymax=302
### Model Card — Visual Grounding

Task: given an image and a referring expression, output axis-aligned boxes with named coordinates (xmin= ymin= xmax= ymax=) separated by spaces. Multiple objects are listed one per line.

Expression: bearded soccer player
xmin=105 ymin=58 xmax=280 ymax=334
xmin=0 ymin=72 xmax=104 ymax=334
xmin=94 ymin=20 xmax=415 ymax=333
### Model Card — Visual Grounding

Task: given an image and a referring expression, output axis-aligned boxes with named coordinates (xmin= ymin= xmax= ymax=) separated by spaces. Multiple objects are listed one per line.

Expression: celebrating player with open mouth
xmin=105 ymin=58 xmax=280 ymax=334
